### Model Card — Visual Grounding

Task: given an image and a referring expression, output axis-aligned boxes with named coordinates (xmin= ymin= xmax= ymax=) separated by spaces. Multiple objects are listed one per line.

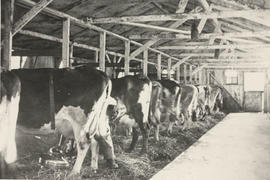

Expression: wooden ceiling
xmin=3 ymin=0 xmax=270 ymax=69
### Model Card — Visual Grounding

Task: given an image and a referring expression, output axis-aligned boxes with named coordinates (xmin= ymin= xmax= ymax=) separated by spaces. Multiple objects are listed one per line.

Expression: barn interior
xmin=1 ymin=0 xmax=270 ymax=179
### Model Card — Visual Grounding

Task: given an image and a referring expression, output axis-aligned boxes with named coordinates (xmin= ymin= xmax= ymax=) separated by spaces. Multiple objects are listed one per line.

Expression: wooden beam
xmin=89 ymin=9 xmax=269 ymax=23
xmin=126 ymin=1 xmax=195 ymax=61
xmin=158 ymin=43 xmax=270 ymax=50
xmin=13 ymin=0 xmax=53 ymax=36
xmin=192 ymin=64 xmax=207 ymax=75
xmin=129 ymin=30 xmax=270 ymax=40
xmin=197 ymin=4 xmax=213 ymax=33
xmin=99 ymin=32 xmax=106 ymax=71
xmin=157 ymin=54 xmax=161 ymax=80
xmin=16 ymin=0 xmax=184 ymax=66
xmin=124 ymin=40 xmax=130 ymax=75
xmin=176 ymin=0 xmax=189 ymax=13
xmin=172 ymin=55 xmax=192 ymax=69
xmin=130 ymin=40 xmax=157 ymax=59
xmin=151 ymin=2 xmax=170 ymax=14
xmin=143 ymin=50 xmax=148 ymax=76
xmin=167 ymin=57 xmax=172 ymax=79
xmin=117 ymin=22 xmax=190 ymax=34
xmin=62 ymin=18 xmax=70 ymax=68
xmin=198 ymin=0 xmax=221 ymax=33
xmin=2 ymin=0 xmax=14 ymax=70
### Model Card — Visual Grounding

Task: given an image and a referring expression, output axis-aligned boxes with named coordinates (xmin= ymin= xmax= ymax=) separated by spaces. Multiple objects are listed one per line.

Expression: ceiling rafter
xmin=89 ymin=9 xmax=270 ymax=23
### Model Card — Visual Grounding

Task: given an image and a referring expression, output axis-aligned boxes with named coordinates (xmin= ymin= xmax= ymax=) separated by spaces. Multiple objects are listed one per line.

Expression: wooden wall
xmin=208 ymin=68 xmax=270 ymax=113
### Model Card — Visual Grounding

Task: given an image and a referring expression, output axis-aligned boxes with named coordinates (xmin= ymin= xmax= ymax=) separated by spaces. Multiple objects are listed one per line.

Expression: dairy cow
xmin=0 ymin=70 xmax=21 ymax=179
xmin=13 ymin=66 xmax=116 ymax=175
xmin=179 ymin=85 xmax=199 ymax=129
xmin=206 ymin=85 xmax=223 ymax=114
xmin=158 ymin=80 xmax=182 ymax=134
xmin=195 ymin=85 xmax=210 ymax=120
xmin=108 ymin=76 xmax=152 ymax=153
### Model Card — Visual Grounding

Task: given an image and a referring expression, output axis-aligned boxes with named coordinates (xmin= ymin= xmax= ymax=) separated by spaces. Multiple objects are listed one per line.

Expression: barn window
xmin=225 ymin=70 xmax=238 ymax=85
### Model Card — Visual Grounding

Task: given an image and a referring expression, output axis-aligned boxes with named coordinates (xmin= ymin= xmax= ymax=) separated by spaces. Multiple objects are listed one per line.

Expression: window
xmin=225 ymin=70 xmax=238 ymax=84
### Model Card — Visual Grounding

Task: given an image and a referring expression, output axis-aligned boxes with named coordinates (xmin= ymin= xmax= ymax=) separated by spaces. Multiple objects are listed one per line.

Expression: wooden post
xmin=3 ymin=0 xmax=14 ymax=70
xmin=190 ymin=65 xmax=193 ymax=83
xmin=113 ymin=55 xmax=117 ymax=78
xmin=184 ymin=64 xmax=187 ymax=84
xmin=99 ymin=32 xmax=106 ymax=71
xmin=0 ymin=0 xmax=1 ymax=67
xmin=49 ymin=72 xmax=55 ymax=129
xmin=124 ymin=40 xmax=130 ymax=75
xmin=206 ymin=68 xmax=209 ymax=85
xmin=95 ymin=50 xmax=99 ymax=63
xmin=69 ymin=43 xmax=73 ymax=67
xmin=167 ymin=57 xmax=172 ymax=79
xmin=157 ymin=53 xmax=161 ymax=80
xmin=62 ymin=18 xmax=70 ymax=68
xmin=143 ymin=49 xmax=148 ymax=76
xmin=176 ymin=65 xmax=180 ymax=82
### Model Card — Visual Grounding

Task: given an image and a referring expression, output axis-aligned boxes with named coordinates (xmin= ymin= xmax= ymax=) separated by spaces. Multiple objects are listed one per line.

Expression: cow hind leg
xmin=140 ymin=126 xmax=150 ymax=154
xmin=127 ymin=127 xmax=139 ymax=153
xmin=70 ymin=139 xmax=90 ymax=176
xmin=90 ymin=138 xmax=99 ymax=173
xmin=154 ymin=124 xmax=160 ymax=142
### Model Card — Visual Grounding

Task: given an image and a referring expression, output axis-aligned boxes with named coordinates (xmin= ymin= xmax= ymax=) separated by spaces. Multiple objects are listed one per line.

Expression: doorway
xmin=243 ymin=72 xmax=265 ymax=112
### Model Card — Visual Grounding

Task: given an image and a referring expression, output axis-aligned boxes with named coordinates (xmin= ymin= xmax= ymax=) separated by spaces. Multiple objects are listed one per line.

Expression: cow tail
xmin=83 ymin=79 xmax=112 ymax=139
xmin=175 ymin=86 xmax=182 ymax=120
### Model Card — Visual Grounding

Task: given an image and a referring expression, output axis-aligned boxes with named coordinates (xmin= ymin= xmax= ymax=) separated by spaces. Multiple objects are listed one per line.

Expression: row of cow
xmin=0 ymin=65 xmax=223 ymax=178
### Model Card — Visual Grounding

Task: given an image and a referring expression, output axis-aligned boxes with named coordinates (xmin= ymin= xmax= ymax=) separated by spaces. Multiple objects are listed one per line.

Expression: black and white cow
xmin=179 ymin=85 xmax=199 ymax=130
xmin=13 ymin=66 xmax=116 ymax=175
xmin=0 ymin=70 xmax=21 ymax=179
xmin=158 ymin=79 xmax=182 ymax=134
xmin=108 ymin=76 xmax=152 ymax=153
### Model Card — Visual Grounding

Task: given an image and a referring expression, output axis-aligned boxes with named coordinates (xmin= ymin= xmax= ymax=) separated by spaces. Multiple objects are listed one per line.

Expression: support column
xmin=184 ymin=64 xmax=187 ymax=84
xmin=206 ymin=68 xmax=209 ymax=85
xmin=176 ymin=65 xmax=180 ymax=82
xmin=196 ymin=71 xmax=199 ymax=84
xmin=69 ymin=43 xmax=73 ymax=67
xmin=62 ymin=18 xmax=70 ymax=68
xmin=157 ymin=54 xmax=161 ymax=80
xmin=2 ymin=0 xmax=14 ymax=70
xmin=0 ymin=0 xmax=1 ymax=66
xmin=99 ymin=32 xmax=106 ymax=71
xmin=167 ymin=57 xmax=171 ymax=79
xmin=124 ymin=40 xmax=130 ymax=76
xmin=143 ymin=50 xmax=148 ymax=76
xmin=95 ymin=50 xmax=99 ymax=63
xmin=190 ymin=65 xmax=193 ymax=83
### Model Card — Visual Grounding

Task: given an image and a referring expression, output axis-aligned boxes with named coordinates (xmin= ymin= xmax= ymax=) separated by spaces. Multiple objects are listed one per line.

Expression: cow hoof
xmin=106 ymin=159 xmax=119 ymax=169
xmin=92 ymin=169 xmax=98 ymax=174
xmin=139 ymin=149 xmax=147 ymax=155
xmin=126 ymin=147 xmax=134 ymax=153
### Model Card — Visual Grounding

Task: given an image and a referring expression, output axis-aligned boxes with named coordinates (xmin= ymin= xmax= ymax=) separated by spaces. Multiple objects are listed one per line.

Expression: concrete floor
xmin=151 ymin=113 xmax=270 ymax=180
